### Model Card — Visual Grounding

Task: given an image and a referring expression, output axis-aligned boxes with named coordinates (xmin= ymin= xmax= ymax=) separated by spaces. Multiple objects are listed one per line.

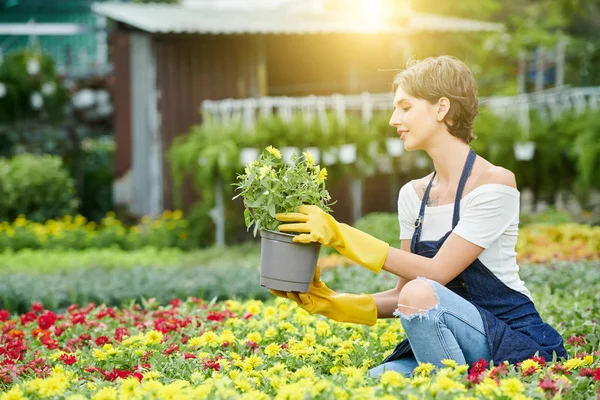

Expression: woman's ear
xmin=437 ymin=97 xmax=450 ymax=122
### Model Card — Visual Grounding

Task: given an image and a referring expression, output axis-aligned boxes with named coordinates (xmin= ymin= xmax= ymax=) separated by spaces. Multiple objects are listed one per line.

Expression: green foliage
xmin=0 ymin=50 xmax=69 ymax=124
xmin=353 ymin=212 xmax=401 ymax=250
xmin=0 ymin=211 xmax=192 ymax=252
xmin=0 ymin=265 xmax=268 ymax=314
xmin=75 ymin=137 xmax=115 ymax=221
xmin=0 ymin=243 xmax=260 ymax=274
xmin=0 ymin=154 xmax=78 ymax=222
xmin=233 ymin=147 xmax=333 ymax=235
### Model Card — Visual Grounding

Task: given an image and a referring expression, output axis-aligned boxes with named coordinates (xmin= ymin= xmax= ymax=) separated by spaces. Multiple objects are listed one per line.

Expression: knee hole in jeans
xmin=395 ymin=278 xmax=439 ymax=320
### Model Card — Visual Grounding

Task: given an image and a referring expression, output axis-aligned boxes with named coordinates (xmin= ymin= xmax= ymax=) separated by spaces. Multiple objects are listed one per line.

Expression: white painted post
xmin=212 ymin=177 xmax=226 ymax=248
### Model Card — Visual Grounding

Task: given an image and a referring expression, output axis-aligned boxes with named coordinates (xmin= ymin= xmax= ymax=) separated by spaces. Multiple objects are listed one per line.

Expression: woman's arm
xmin=382 ymin=233 xmax=484 ymax=285
xmin=370 ymin=240 xmax=411 ymax=318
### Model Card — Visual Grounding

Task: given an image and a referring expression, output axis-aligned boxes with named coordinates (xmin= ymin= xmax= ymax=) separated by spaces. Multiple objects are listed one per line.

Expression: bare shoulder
xmin=410 ymin=172 xmax=436 ymax=199
xmin=474 ymin=164 xmax=517 ymax=189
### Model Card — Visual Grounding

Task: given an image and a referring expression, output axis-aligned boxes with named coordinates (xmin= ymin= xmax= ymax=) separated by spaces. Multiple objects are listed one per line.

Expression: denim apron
xmin=382 ymin=148 xmax=567 ymax=365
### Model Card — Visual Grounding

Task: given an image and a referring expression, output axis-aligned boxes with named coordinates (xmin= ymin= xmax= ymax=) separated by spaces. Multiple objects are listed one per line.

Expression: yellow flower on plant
xmin=91 ymin=387 xmax=117 ymax=400
xmin=302 ymin=151 xmax=315 ymax=167
xmin=246 ymin=332 xmax=262 ymax=343
xmin=220 ymin=329 xmax=236 ymax=344
xmin=0 ymin=384 xmax=26 ymax=400
xmin=258 ymin=165 xmax=273 ymax=179
xmin=520 ymin=358 xmax=541 ymax=372
xmin=475 ymin=378 xmax=500 ymax=397
xmin=242 ymin=355 xmax=264 ymax=372
xmin=379 ymin=332 xmax=396 ymax=347
xmin=144 ymin=330 xmax=163 ymax=345
xmin=266 ymin=145 xmax=281 ymax=159
xmin=198 ymin=331 xmax=219 ymax=347
xmin=500 ymin=378 xmax=525 ymax=396
xmin=265 ymin=326 xmax=278 ymax=338
xmin=431 ymin=376 xmax=466 ymax=394
xmin=143 ymin=371 xmax=162 ymax=380
xmin=441 ymin=359 xmax=458 ymax=368
xmin=564 ymin=357 xmax=584 ymax=370
xmin=380 ymin=370 xmax=407 ymax=388
xmin=317 ymin=167 xmax=328 ymax=183
xmin=93 ymin=348 xmax=107 ymax=361
xmin=413 ymin=362 xmax=436 ymax=376
xmin=315 ymin=321 xmax=331 ymax=337
xmin=119 ymin=377 xmax=141 ymax=399
xmin=583 ymin=354 xmax=594 ymax=365
xmin=264 ymin=343 xmax=281 ymax=357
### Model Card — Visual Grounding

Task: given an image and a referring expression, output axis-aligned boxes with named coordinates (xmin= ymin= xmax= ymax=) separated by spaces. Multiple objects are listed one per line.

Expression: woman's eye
xmin=402 ymin=107 xmax=410 ymax=112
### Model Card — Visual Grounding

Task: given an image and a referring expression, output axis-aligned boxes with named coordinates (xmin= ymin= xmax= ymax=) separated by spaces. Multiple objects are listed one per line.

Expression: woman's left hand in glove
xmin=275 ymin=205 xmax=390 ymax=274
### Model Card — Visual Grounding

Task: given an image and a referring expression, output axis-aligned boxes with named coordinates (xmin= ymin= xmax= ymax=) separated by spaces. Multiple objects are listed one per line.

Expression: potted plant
xmin=233 ymin=146 xmax=334 ymax=292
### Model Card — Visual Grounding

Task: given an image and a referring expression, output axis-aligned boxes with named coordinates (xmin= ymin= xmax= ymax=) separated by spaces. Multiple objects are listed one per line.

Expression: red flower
xmin=59 ymin=354 xmax=77 ymax=365
xmin=20 ymin=312 xmax=37 ymax=326
xmin=181 ymin=335 xmax=189 ymax=345
xmin=95 ymin=336 xmax=109 ymax=346
xmin=531 ymin=355 xmax=546 ymax=366
xmin=0 ymin=310 xmax=10 ymax=322
xmin=470 ymin=358 xmax=489 ymax=375
xmin=114 ymin=327 xmax=130 ymax=342
xmin=580 ymin=368 xmax=594 ymax=377
xmin=593 ymin=367 xmax=600 ymax=382
xmin=184 ymin=352 xmax=197 ymax=359
xmin=539 ymin=376 xmax=558 ymax=396
xmin=203 ymin=359 xmax=221 ymax=371
xmin=170 ymin=298 xmax=181 ymax=308
xmin=551 ymin=363 xmax=571 ymax=375
xmin=162 ymin=344 xmax=180 ymax=356
xmin=71 ymin=313 xmax=86 ymax=325
xmin=31 ymin=302 xmax=44 ymax=313
xmin=566 ymin=335 xmax=586 ymax=347
xmin=38 ymin=312 xmax=57 ymax=330
xmin=246 ymin=341 xmax=259 ymax=350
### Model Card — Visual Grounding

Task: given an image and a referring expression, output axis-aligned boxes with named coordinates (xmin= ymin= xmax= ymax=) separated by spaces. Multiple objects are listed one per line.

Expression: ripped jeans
xmin=368 ymin=278 xmax=491 ymax=378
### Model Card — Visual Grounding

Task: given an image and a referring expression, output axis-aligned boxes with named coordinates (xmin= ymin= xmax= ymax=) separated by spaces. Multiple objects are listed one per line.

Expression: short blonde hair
xmin=392 ymin=56 xmax=479 ymax=143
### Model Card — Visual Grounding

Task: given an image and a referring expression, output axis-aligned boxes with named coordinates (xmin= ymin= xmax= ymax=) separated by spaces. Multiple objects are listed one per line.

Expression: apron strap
xmin=411 ymin=171 xmax=436 ymax=253
xmin=452 ymin=148 xmax=477 ymax=229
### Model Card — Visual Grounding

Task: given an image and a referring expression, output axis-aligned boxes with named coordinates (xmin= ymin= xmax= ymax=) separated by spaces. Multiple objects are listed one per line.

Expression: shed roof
xmin=91 ymin=2 xmax=504 ymax=35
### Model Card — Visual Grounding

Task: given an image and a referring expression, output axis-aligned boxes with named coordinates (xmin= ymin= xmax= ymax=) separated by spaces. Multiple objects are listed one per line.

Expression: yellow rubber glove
xmin=275 ymin=205 xmax=390 ymax=274
xmin=270 ymin=265 xmax=378 ymax=326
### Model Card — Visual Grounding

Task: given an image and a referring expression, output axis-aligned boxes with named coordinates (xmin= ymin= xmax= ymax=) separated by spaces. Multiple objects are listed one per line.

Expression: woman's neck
xmin=426 ymin=136 xmax=471 ymax=188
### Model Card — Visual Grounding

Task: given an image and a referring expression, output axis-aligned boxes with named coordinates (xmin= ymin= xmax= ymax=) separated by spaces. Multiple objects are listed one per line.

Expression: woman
xmin=271 ymin=55 xmax=567 ymax=378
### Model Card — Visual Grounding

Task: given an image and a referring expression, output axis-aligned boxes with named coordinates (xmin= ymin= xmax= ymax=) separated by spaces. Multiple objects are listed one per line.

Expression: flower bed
xmin=0 ymin=291 xmax=598 ymax=399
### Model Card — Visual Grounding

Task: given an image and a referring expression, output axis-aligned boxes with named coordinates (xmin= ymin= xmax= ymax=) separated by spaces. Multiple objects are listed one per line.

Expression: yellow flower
xmin=266 ymin=145 xmax=282 ymax=159
xmin=431 ymin=376 xmax=466 ymax=394
xmin=564 ymin=357 xmax=585 ymax=370
xmin=144 ymin=330 xmax=163 ymax=345
xmin=265 ymin=326 xmax=278 ymax=338
xmin=315 ymin=321 xmax=331 ymax=337
xmin=258 ymin=165 xmax=273 ymax=179
xmin=441 ymin=359 xmax=458 ymax=368
xmin=583 ymin=354 xmax=594 ymax=365
xmin=143 ymin=370 xmax=162 ymax=380
xmin=241 ymin=355 xmax=263 ymax=372
xmin=520 ymin=359 xmax=541 ymax=372
xmin=246 ymin=332 xmax=262 ymax=343
xmin=302 ymin=151 xmax=315 ymax=167
xmin=380 ymin=370 xmax=406 ymax=388
xmin=317 ymin=168 xmax=328 ymax=183
xmin=413 ymin=362 xmax=436 ymax=376
xmin=264 ymin=343 xmax=281 ymax=357
xmin=500 ymin=378 xmax=525 ymax=396
xmin=220 ymin=330 xmax=236 ymax=344
xmin=379 ymin=332 xmax=396 ymax=347
xmin=0 ymin=385 xmax=26 ymax=400
xmin=199 ymin=331 xmax=220 ymax=347
xmin=91 ymin=387 xmax=117 ymax=400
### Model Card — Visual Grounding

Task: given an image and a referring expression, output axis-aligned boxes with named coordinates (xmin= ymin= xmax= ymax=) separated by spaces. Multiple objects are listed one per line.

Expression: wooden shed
xmin=92 ymin=1 xmax=503 ymax=217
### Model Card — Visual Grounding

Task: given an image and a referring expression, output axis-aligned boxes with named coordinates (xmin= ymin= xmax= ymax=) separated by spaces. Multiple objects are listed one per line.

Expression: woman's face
xmin=388 ymin=86 xmax=441 ymax=151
